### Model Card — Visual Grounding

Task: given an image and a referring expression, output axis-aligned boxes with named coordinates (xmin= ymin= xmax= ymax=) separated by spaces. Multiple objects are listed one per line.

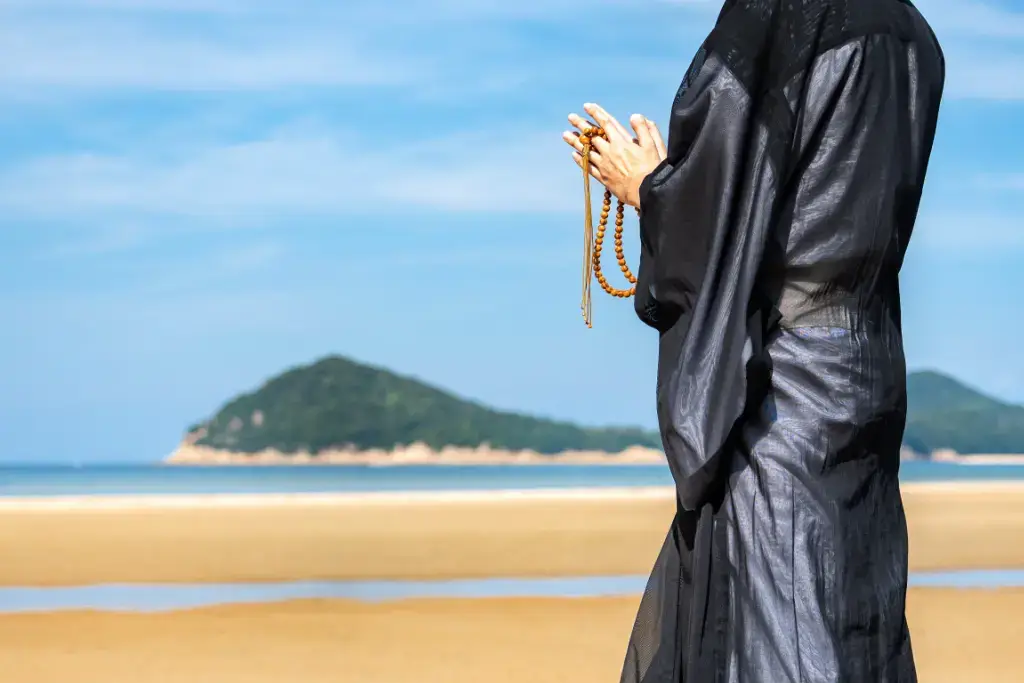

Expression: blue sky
xmin=1 ymin=0 xmax=1022 ymax=463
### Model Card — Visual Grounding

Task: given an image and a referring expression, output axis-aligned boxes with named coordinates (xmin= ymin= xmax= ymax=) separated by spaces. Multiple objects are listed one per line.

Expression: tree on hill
xmin=904 ymin=370 xmax=1024 ymax=454
xmin=189 ymin=356 xmax=1024 ymax=457
xmin=192 ymin=355 xmax=661 ymax=455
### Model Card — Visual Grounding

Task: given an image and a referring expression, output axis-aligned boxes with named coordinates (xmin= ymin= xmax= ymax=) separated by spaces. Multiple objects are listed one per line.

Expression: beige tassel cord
xmin=579 ymin=125 xmax=640 ymax=328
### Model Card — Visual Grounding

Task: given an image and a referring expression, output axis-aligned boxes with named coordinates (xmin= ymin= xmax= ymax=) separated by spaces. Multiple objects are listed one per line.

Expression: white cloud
xmin=0 ymin=0 xmax=1020 ymax=244
xmin=0 ymin=0 xmax=220 ymax=10
xmin=975 ymin=173 xmax=1024 ymax=190
xmin=0 ymin=126 xmax=579 ymax=219
xmin=917 ymin=0 xmax=1024 ymax=39
xmin=913 ymin=209 xmax=1024 ymax=249
xmin=133 ymin=240 xmax=284 ymax=294
xmin=939 ymin=39 xmax=1024 ymax=100
xmin=945 ymin=65 xmax=1024 ymax=101
xmin=216 ymin=242 xmax=280 ymax=271
xmin=0 ymin=0 xmax=705 ymax=95
xmin=42 ymin=224 xmax=148 ymax=258
xmin=912 ymin=0 xmax=1024 ymax=100
xmin=0 ymin=17 xmax=421 ymax=91
xmin=1 ymin=0 xmax=1020 ymax=101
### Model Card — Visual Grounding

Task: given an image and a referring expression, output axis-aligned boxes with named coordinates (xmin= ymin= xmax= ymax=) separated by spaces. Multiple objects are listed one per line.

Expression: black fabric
xmin=624 ymin=0 xmax=945 ymax=680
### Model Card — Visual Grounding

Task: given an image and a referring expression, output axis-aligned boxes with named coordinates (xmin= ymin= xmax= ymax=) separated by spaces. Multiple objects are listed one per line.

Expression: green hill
xmin=188 ymin=356 xmax=1024 ymax=457
xmin=190 ymin=355 xmax=661 ymax=454
xmin=904 ymin=370 xmax=1024 ymax=454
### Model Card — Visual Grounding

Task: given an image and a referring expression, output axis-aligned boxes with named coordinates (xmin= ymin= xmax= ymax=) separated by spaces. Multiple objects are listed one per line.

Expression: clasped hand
xmin=562 ymin=103 xmax=666 ymax=209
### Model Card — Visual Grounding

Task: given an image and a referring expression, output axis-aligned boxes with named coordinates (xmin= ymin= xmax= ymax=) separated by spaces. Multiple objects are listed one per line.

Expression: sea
xmin=3 ymin=459 xmax=1024 ymax=498
xmin=2 ymin=460 xmax=1023 ymax=612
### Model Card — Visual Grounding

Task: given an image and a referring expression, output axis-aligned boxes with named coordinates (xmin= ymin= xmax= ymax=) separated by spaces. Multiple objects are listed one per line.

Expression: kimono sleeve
xmin=633 ymin=49 xmax=752 ymax=334
xmin=634 ymin=50 xmax=781 ymax=510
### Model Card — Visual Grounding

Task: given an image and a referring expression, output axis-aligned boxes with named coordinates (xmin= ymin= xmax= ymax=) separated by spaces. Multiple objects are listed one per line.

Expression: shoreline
xmin=0 ymin=486 xmax=679 ymax=511
xmin=164 ymin=442 xmax=669 ymax=466
xmin=2 ymin=479 xmax=1024 ymax=511
xmin=164 ymin=442 xmax=1024 ymax=466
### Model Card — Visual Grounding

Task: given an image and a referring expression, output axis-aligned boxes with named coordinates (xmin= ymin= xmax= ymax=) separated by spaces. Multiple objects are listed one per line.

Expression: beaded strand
xmin=579 ymin=125 xmax=639 ymax=328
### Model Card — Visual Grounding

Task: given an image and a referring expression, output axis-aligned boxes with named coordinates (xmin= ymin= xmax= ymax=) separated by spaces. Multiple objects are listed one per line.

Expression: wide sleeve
xmin=638 ymin=31 xmax=909 ymax=511
xmin=633 ymin=47 xmax=746 ymax=334
xmin=635 ymin=48 xmax=782 ymax=511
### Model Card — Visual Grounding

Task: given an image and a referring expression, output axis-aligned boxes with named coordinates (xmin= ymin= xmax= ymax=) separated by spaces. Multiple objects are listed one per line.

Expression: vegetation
xmin=192 ymin=355 xmax=661 ymax=454
xmin=189 ymin=356 xmax=1024 ymax=457
xmin=904 ymin=371 xmax=1024 ymax=455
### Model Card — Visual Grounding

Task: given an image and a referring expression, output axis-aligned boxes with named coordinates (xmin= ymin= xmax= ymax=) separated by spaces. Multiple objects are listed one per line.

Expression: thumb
xmin=646 ymin=118 xmax=667 ymax=160
xmin=630 ymin=114 xmax=653 ymax=148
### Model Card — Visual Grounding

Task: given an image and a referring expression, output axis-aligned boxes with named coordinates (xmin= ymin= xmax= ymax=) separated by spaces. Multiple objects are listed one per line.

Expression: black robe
xmin=622 ymin=0 xmax=944 ymax=681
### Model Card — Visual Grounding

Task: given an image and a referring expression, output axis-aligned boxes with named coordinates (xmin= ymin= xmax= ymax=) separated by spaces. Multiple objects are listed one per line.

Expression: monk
xmin=562 ymin=0 xmax=944 ymax=680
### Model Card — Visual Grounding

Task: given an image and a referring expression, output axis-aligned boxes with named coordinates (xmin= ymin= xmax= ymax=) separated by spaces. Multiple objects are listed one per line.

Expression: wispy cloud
xmin=42 ymin=224 xmax=148 ymax=258
xmin=0 ymin=0 xmax=615 ymax=95
xmin=918 ymin=0 xmax=1024 ymax=39
xmin=940 ymin=38 xmax=1024 ymax=101
xmin=975 ymin=173 xmax=1024 ymax=190
xmin=120 ymin=239 xmax=284 ymax=294
xmin=913 ymin=209 xmax=1024 ymax=250
xmin=3 ymin=0 xmax=1021 ymax=100
xmin=0 ymin=0 xmax=255 ymax=11
xmin=0 ymin=18 xmax=422 ymax=92
xmin=0 ymin=0 xmax=1021 ymax=247
xmin=914 ymin=0 xmax=1024 ymax=100
xmin=0 ymin=126 xmax=578 ymax=220
xmin=135 ymin=240 xmax=284 ymax=294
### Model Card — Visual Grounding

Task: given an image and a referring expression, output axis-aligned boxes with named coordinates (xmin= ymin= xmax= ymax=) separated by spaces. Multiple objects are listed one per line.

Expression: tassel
xmin=581 ymin=131 xmax=596 ymax=328
xmin=578 ymin=124 xmax=640 ymax=328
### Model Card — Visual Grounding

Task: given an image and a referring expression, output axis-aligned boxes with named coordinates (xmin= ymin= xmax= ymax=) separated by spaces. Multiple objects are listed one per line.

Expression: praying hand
xmin=562 ymin=103 xmax=666 ymax=209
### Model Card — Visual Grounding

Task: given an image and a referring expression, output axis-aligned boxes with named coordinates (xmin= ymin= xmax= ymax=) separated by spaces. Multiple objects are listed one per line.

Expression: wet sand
xmin=0 ymin=589 xmax=1021 ymax=683
xmin=1 ymin=483 xmax=1022 ymax=681
xmin=0 ymin=483 xmax=1022 ymax=586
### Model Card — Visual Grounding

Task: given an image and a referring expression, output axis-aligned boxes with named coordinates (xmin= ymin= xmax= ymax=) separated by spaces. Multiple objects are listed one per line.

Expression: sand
xmin=1 ymin=483 xmax=1023 ymax=680
xmin=166 ymin=441 xmax=668 ymax=465
xmin=1 ymin=483 xmax=1022 ymax=586
xmin=0 ymin=589 xmax=1021 ymax=683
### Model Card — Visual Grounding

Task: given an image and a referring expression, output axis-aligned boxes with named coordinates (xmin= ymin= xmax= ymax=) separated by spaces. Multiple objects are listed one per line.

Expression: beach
xmin=1 ymin=481 xmax=1023 ymax=681
xmin=1 ymin=483 xmax=1023 ymax=586
xmin=1 ymin=590 xmax=1022 ymax=683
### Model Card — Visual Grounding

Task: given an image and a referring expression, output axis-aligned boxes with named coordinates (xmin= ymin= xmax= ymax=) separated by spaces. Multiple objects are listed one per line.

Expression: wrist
xmin=626 ymin=179 xmax=643 ymax=209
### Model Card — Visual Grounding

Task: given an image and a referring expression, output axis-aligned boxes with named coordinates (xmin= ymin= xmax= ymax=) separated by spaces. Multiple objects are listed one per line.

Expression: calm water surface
xmin=3 ymin=462 xmax=1021 ymax=613
xmin=2 ymin=571 xmax=1023 ymax=614
xmin=2 ymin=460 xmax=1024 ymax=497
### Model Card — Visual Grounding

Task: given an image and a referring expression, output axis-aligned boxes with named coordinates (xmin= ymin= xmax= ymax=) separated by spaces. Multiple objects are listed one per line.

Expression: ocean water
xmin=2 ymin=571 xmax=1023 ymax=614
xmin=1 ymin=460 xmax=1023 ymax=498
xmin=1 ymin=463 xmax=1022 ymax=613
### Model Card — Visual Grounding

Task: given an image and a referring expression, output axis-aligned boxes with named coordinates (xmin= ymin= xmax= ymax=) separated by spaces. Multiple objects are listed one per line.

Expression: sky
xmin=1 ymin=0 xmax=1023 ymax=463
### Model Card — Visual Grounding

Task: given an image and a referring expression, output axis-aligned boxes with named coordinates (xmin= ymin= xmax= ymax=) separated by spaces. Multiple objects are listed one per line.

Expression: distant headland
xmin=166 ymin=356 xmax=1024 ymax=465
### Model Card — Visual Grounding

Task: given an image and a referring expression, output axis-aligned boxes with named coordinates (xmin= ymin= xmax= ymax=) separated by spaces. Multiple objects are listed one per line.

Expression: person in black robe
xmin=562 ymin=0 xmax=944 ymax=680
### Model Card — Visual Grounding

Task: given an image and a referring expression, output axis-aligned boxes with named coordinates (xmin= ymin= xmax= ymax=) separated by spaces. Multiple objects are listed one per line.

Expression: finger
xmin=567 ymin=113 xmax=601 ymax=135
xmin=583 ymin=103 xmax=631 ymax=142
xmin=562 ymin=130 xmax=585 ymax=154
xmin=572 ymin=151 xmax=605 ymax=182
xmin=630 ymin=114 xmax=653 ymax=148
xmin=646 ymin=118 xmax=667 ymax=159
xmin=589 ymin=134 xmax=611 ymax=156
xmin=564 ymin=128 xmax=609 ymax=162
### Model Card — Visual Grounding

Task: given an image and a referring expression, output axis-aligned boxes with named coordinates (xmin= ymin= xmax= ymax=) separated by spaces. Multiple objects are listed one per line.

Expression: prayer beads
xmin=579 ymin=125 xmax=639 ymax=328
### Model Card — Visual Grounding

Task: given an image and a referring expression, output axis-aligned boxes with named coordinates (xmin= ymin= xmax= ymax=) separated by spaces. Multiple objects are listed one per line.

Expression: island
xmin=166 ymin=356 xmax=1024 ymax=465
xmin=168 ymin=355 xmax=665 ymax=465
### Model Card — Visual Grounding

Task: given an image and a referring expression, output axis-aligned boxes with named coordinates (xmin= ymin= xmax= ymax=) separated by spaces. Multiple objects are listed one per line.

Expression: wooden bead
xmin=580 ymin=128 xmax=639 ymax=312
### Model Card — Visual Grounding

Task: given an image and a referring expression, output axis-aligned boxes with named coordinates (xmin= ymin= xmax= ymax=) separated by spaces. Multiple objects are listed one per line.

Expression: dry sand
xmin=166 ymin=441 xmax=667 ymax=465
xmin=1 ymin=483 xmax=1023 ymax=681
xmin=0 ymin=483 xmax=1022 ymax=586
xmin=0 ymin=589 xmax=1021 ymax=683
